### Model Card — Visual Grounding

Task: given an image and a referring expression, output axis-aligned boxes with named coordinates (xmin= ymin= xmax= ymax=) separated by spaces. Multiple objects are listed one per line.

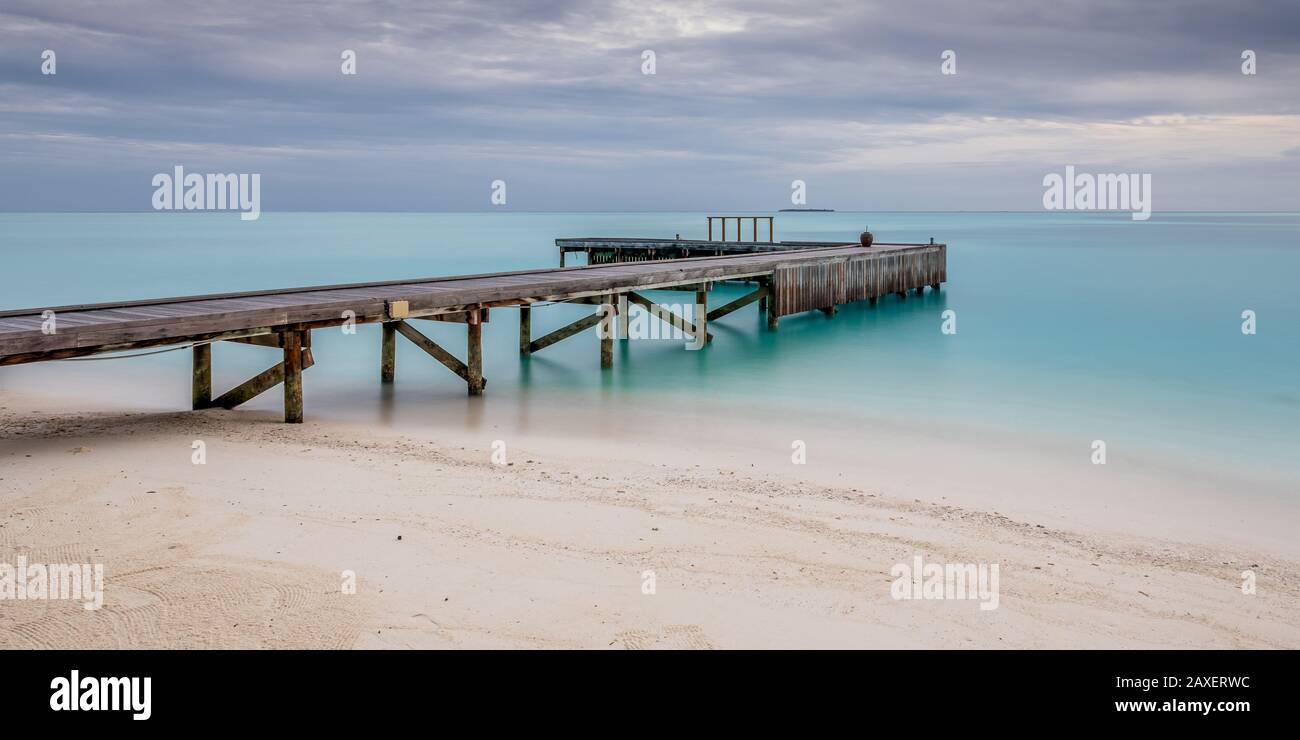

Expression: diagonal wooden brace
xmin=527 ymin=311 xmax=605 ymax=353
xmin=201 ymin=333 xmax=315 ymax=419
xmin=392 ymin=317 xmax=485 ymax=394
xmin=625 ymin=292 xmax=713 ymax=343
xmin=707 ymin=285 xmax=768 ymax=322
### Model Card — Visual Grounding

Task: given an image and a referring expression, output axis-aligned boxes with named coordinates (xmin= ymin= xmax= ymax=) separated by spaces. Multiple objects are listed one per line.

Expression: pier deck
xmin=0 ymin=240 xmax=946 ymax=422
xmin=555 ymin=237 xmax=941 ymax=264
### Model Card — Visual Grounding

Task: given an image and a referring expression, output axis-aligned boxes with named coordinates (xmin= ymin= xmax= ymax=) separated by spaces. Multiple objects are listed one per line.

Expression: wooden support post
xmin=869 ymin=296 xmax=878 ymax=307
xmin=617 ymin=294 xmax=629 ymax=340
xmin=915 ymin=286 xmax=925 ymax=295
xmin=192 ymin=343 xmax=211 ymax=409
xmin=381 ymin=323 xmax=396 ymax=382
xmin=467 ymin=311 xmax=484 ymax=395
xmin=600 ymin=296 xmax=614 ymax=369
xmin=695 ymin=289 xmax=709 ymax=345
xmin=931 ymin=282 xmax=941 ymax=291
xmin=519 ymin=305 xmax=531 ymax=354
xmin=559 ymin=249 xmax=566 ymax=267
xmin=283 ymin=330 xmax=304 ymax=423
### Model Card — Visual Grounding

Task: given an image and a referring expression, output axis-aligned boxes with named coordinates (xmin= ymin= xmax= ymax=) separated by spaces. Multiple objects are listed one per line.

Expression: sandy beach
xmin=2 ymin=386 xmax=1296 ymax=649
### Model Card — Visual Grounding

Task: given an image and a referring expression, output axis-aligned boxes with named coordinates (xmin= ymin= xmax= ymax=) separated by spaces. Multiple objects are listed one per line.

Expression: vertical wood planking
xmin=771 ymin=246 xmax=946 ymax=318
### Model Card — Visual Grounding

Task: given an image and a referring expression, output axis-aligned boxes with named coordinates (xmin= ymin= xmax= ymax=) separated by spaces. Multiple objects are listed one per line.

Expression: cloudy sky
xmin=1 ymin=0 xmax=1297 ymax=212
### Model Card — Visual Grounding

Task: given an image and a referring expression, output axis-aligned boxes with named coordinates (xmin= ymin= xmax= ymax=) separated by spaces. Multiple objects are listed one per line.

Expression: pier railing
xmin=707 ymin=215 xmax=774 ymax=242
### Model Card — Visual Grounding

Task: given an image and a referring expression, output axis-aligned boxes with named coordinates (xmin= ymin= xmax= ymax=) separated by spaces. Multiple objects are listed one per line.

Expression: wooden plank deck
xmin=557 ymin=237 xmax=858 ymax=253
xmin=554 ymin=237 xmax=944 ymax=270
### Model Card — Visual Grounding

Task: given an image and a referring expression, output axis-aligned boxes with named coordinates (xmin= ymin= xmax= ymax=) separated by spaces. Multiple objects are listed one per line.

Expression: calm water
xmin=2 ymin=211 xmax=1297 ymax=481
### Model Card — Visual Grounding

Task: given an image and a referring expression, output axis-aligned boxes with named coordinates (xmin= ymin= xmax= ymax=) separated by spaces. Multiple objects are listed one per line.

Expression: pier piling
xmin=467 ymin=312 xmax=484 ymax=395
xmin=695 ymin=289 xmax=709 ymax=344
xmin=518 ymin=305 xmax=531 ymax=354
xmin=381 ymin=323 xmax=396 ymax=382
xmin=600 ymin=296 xmax=615 ymax=368
xmin=192 ymin=344 xmax=211 ymax=409
xmin=283 ymin=330 xmax=304 ymax=423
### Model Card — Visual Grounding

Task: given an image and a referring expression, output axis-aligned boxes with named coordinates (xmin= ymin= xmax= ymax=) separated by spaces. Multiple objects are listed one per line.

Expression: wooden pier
xmin=0 ymin=239 xmax=945 ymax=423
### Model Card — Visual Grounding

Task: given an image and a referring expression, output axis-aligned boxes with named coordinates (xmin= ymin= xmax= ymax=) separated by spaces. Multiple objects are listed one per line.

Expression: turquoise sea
xmin=1 ymin=212 xmax=1297 ymax=485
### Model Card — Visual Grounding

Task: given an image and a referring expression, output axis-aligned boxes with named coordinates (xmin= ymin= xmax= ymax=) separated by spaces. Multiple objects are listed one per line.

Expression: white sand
xmin=2 ymin=387 xmax=1297 ymax=649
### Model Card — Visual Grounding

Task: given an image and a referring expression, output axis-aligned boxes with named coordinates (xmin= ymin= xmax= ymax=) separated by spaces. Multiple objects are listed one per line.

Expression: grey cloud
xmin=0 ymin=0 xmax=1297 ymax=211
